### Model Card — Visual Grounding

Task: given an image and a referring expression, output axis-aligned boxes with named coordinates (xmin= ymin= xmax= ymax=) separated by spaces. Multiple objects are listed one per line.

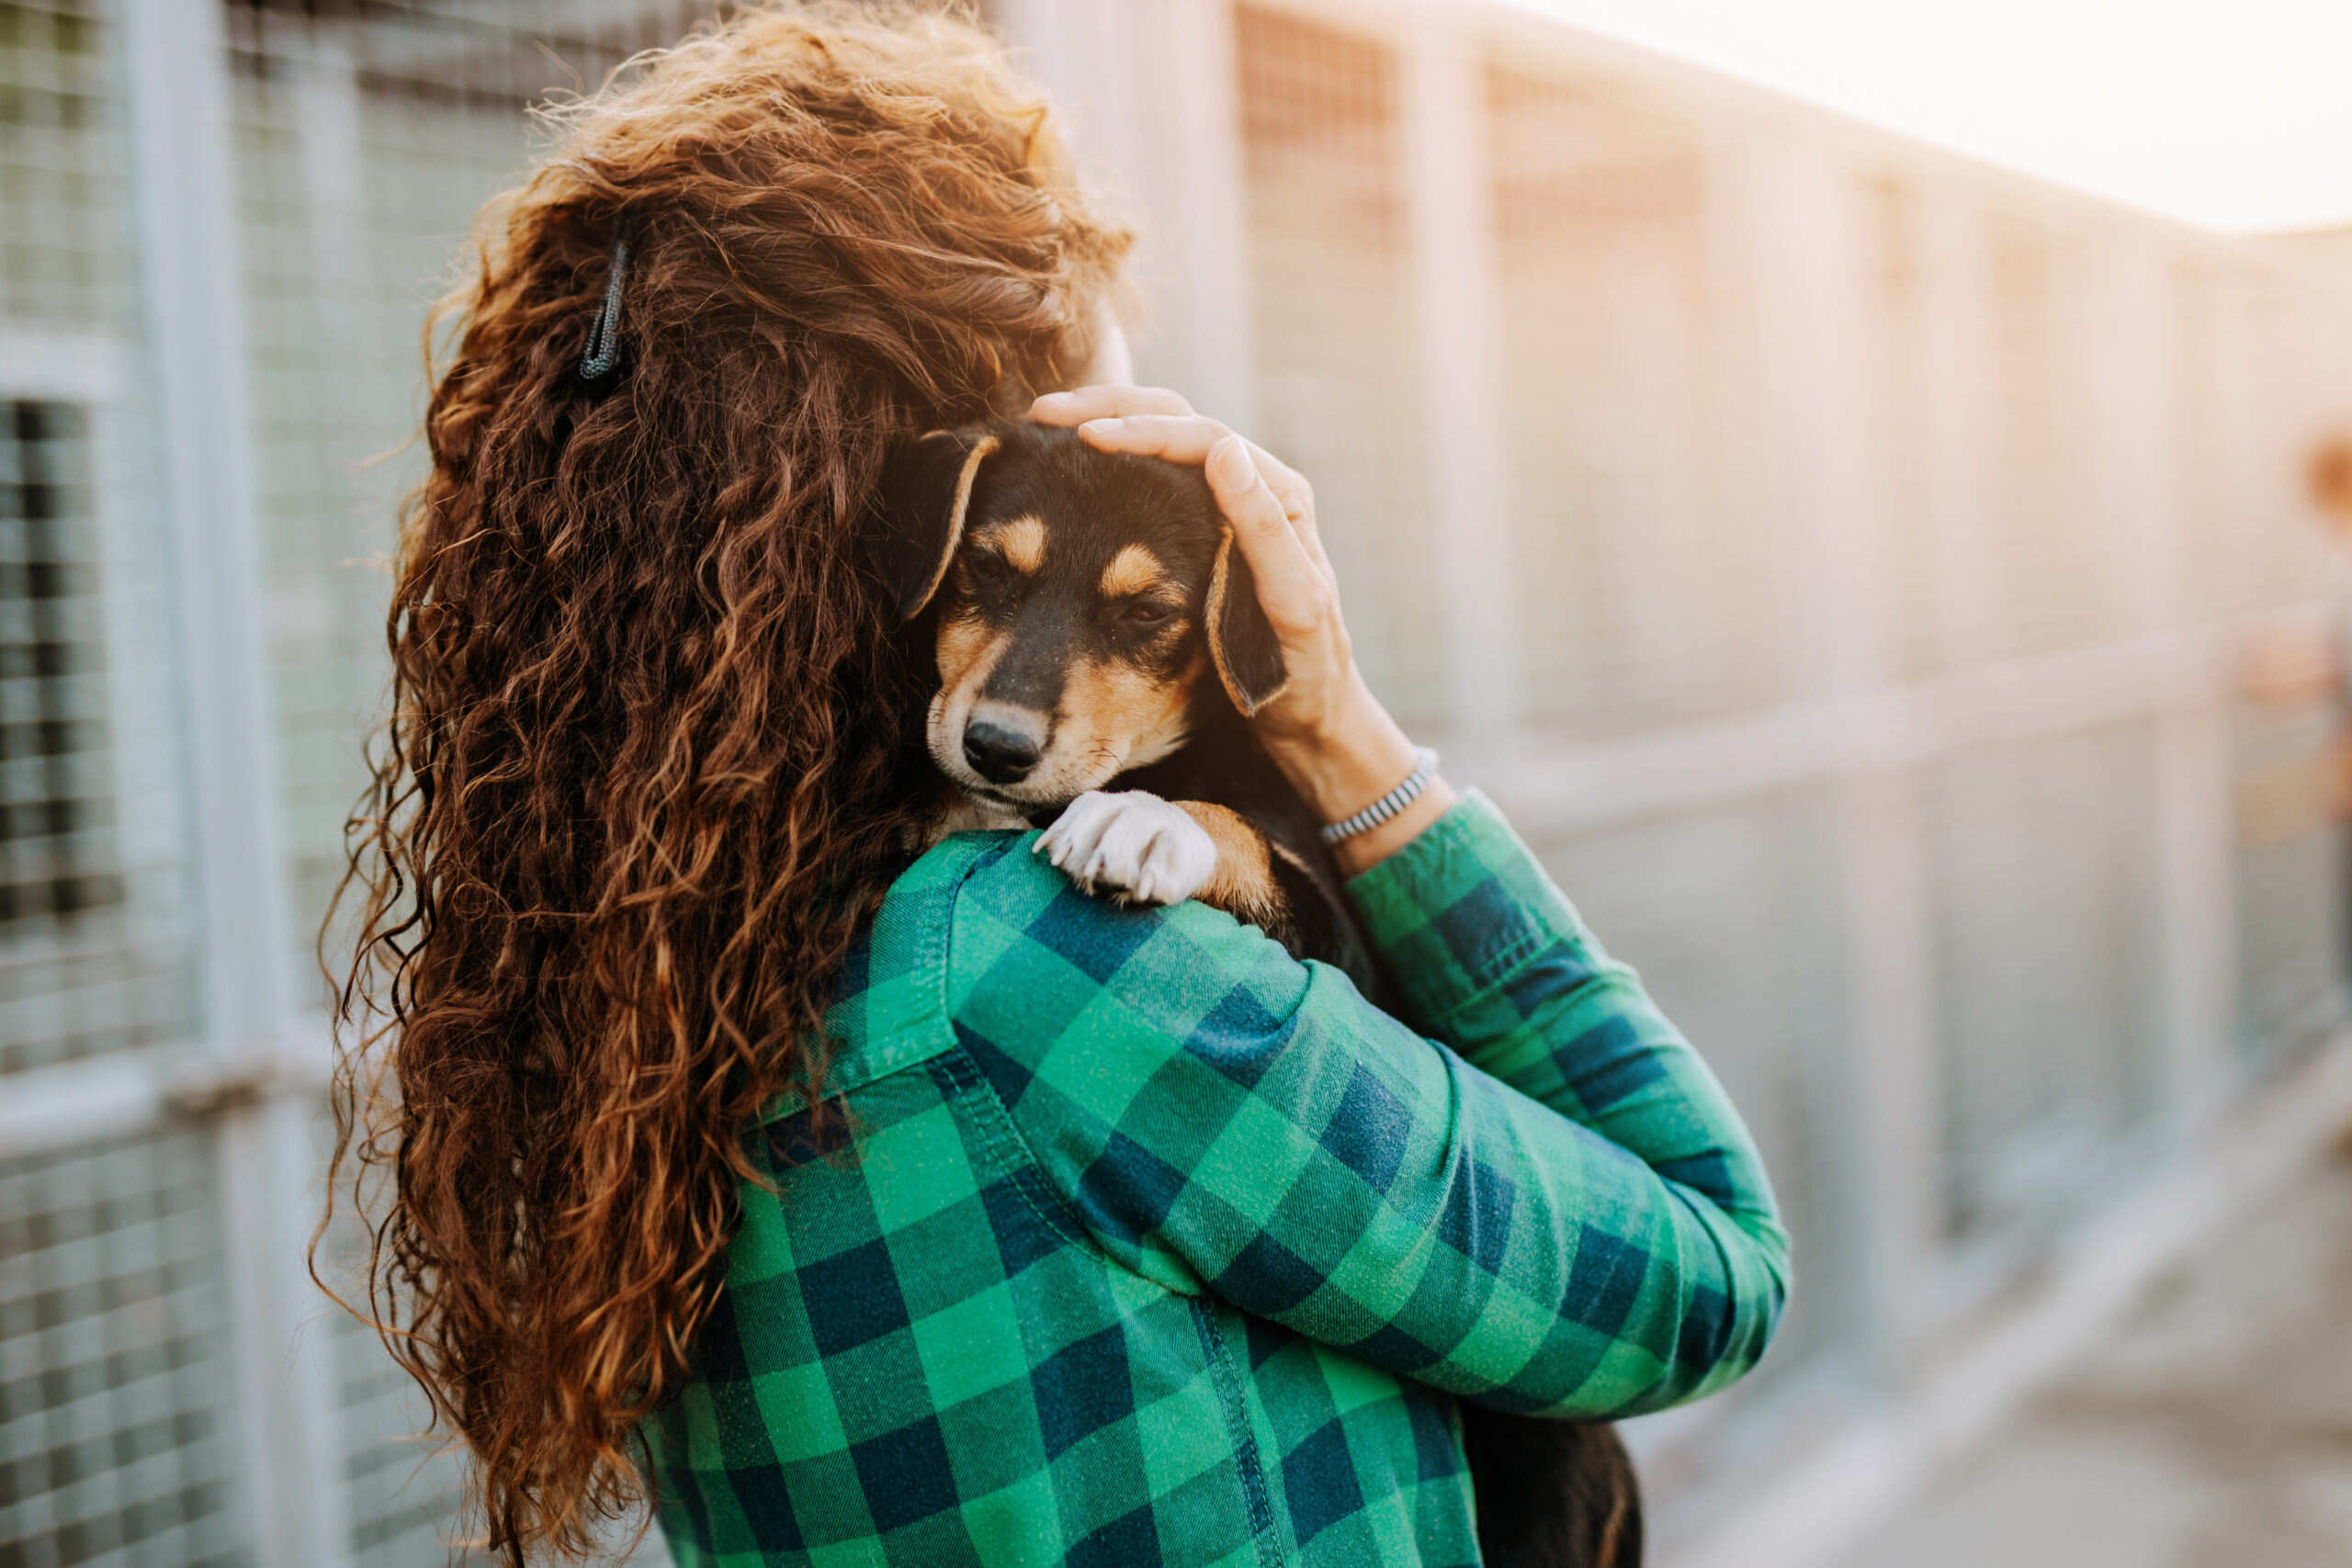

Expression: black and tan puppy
xmin=868 ymin=419 xmax=1641 ymax=1568
xmin=869 ymin=419 xmax=1381 ymax=990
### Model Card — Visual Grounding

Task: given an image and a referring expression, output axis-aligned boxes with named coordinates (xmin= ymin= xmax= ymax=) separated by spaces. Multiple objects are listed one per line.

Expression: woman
xmin=329 ymin=6 xmax=1788 ymax=1565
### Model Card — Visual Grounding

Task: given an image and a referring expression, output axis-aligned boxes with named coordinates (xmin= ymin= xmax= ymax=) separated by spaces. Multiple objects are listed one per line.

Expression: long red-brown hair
xmin=323 ymin=7 xmax=1130 ymax=1560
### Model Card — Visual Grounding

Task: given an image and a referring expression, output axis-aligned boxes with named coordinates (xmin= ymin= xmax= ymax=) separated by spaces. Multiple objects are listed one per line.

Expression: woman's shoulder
xmin=924 ymin=827 xmax=1313 ymax=1039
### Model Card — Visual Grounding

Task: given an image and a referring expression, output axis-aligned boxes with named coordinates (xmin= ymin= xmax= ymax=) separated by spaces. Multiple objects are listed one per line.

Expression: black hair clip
xmin=578 ymin=231 xmax=632 ymax=385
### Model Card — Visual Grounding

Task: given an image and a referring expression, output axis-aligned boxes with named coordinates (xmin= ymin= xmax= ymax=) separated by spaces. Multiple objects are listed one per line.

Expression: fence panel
xmin=1488 ymin=65 xmax=1790 ymax=735
xmin=1923 ymin=723 xmax=2167 ymax=1259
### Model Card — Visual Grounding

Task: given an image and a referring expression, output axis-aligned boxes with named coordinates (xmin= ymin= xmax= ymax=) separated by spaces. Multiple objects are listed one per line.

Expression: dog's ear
xmin=867 ymin=427 xmax=1001 ymax=621
xmin=1205 ymin=531 xmax=1290 ymax=716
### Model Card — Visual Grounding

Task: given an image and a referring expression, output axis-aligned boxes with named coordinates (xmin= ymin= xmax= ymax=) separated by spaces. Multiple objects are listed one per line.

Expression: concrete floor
xmin=1839 ymin=1140 xmax=2352 ymax=1568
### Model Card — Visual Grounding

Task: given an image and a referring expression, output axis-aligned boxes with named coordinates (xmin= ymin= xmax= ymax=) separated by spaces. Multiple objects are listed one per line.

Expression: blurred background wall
xmin=5 ymin=1 xmax=2351 ymax=1565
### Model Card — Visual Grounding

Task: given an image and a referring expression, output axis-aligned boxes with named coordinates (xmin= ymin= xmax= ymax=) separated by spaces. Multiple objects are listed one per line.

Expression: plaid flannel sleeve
xmin=1345 ymin=790 xmax=1788 ymax=1276
xmin=944 ymin=792 xmax=1789 ymax=1418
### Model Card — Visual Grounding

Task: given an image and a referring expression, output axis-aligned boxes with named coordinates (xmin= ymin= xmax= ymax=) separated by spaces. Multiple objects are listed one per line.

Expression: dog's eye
xmin=1120 ymin=602 xmax=1172 ymax=627
xmin=967 ymin=553 xmax=1012 ymax=584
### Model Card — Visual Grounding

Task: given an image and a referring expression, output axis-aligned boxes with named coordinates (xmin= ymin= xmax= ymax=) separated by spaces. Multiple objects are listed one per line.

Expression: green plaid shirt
xmin=642 ymin=792 xmax=1787 ymax=1567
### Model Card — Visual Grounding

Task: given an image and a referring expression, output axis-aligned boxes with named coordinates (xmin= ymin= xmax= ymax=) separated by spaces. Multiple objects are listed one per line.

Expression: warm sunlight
xmin=1506 ymin=0 xmax=2352 ymax=231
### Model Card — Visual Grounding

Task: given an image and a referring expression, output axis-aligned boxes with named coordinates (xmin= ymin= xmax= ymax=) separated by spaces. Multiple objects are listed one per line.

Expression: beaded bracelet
xmin=1319 ymin=747 xmax=1441 ymax=845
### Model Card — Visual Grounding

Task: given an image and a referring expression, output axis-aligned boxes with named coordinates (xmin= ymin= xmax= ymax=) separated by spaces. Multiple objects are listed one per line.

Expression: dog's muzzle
xmin=962 ymin=721 xmax=1041 ymax=784
xmin=959 ymin=701 xmax=1050 ymax=785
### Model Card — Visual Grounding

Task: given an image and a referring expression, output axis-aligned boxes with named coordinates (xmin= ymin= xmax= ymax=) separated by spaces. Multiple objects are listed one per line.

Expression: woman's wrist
xmin=1261 ymin=673 xmax=1458 ymax=874
xmin=1323 ymin=774 xmax=1458 ymax=876
xmin=1259 ymin=673 xmax=1409 ymax=818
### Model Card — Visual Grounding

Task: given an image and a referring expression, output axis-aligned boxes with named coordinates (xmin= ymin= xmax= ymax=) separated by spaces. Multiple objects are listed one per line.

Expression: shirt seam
xmin=1190 ymin=1298 xmax=1290 ymax=1568
xmin=941 ymin=1039 xmax=1102 ymax=1260
xmin=1398 ymin=920 xmax=1557 ymax=1033
xmin=933 ymin=850 xmax=1159 ymax=1277
xmin=755 ymin=833 xmax=1011 ymax=1121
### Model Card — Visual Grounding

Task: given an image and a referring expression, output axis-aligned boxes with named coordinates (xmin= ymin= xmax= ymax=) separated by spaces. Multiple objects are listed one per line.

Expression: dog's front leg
xmin=1035 ymin=791 xmax=1216 ymax=907
xmin=1035 ymin=792 xmax=1286 ymax=932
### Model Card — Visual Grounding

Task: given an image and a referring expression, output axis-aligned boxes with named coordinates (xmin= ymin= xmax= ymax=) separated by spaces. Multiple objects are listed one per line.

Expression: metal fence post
xmin=994 ymin=0 xmax=1261 ymax=432
xmin=1744 ymin=137 xmax=1946 ymax=1375
xmin=117 ymin=2 xmax=349 ymax=1563
xmin=2087 ymin=244 xmax=2238 ymax=1128
xmin=1137 ymin=0 xmax=1261 ymax=428
xmin=1396 ymin=9 xmax=1519 ymax=750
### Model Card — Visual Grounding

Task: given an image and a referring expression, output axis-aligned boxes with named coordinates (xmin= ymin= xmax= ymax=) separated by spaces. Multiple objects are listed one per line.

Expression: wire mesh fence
xmin=1924 ymin=721 xmax=2167 ymax=1253
xmin=1487 ymin=62 xmax=1788 ymax=735
xmin=0 ymin=0 xmax=196 ymax=1088
xmin=0 ymin=1129 xmax=243 ymax=1568
xmin=4 ymin=0 xmax=2351 ymax=1562
xmin=1234 ymin=4 xmax=1445 ymax=733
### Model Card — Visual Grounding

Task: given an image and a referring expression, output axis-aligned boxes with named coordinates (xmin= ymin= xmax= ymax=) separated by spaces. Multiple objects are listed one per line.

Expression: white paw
xmin=1035 ymin=790 xmax=1216 ymax=907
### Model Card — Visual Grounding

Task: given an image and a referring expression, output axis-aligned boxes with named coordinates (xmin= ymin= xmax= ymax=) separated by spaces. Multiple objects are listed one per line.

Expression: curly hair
xmin=322 ymin=7 xmax=1131 ymax=1560
xmin=2313 ymin=436 xmax=2352 ymax=513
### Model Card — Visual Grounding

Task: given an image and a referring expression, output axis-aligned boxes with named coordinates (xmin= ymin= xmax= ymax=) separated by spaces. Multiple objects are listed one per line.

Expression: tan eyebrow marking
xmin=1098 ymin=544 xmax=1166 ymax=600
xmin=972 ymin=515 xmax=1046 ymax=574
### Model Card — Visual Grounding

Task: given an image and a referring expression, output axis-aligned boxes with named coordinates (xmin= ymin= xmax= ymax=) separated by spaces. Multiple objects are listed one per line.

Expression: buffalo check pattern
xmin=641 ymin=792 xmax=1788 ymax=1566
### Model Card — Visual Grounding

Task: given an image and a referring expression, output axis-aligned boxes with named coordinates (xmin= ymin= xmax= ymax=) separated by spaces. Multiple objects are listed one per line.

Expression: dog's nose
xmin=963 ymin=721 xmax=1042 ymax=784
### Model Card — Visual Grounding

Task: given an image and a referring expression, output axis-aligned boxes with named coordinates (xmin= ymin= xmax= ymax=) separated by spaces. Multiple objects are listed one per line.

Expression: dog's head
xmin=867 ymin=421 xmax=1287 ymax=810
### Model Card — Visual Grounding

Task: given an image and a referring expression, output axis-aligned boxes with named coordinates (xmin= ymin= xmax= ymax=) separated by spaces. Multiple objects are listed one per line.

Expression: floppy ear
xmin=1204 ymin=531 xmax=1290 ymax=716
xmin=866 ymin=427 xmax=1001 ymax=621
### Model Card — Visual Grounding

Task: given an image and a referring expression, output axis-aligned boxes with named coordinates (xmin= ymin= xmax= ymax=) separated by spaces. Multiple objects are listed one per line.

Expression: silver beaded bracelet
xmin=1319 ymin=747 xmax=1441 ymax=845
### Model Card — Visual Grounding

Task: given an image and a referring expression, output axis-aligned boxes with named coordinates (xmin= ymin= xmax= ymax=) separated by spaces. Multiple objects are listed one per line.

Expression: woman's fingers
xmin=1251 ymin=450 xmax=1327 ymax=568
xmin=1240 ymin=441 xmax=1316 ymax=530
xmin=1032 ymin=403 xmax=1300 ymax=503
xmin=1067 ymin=412 xmax=1230 ymax=461
xmin=1076 ymin=415 xmax=1296 ymax=515
xmin=1074 ymin=415 xmax=1297 ymax=503
xmin=1076 ymin=412 xmax=1332 ymax=577
xmin=1032 ymin=395 xmax=1306 ymax=526
xmin=1205 ymin=435 xmax=1328 ymax=634
xmin=1029 ymin=385 xmax=1193 ymax=423
xmin=1033 ymin=401 xmax=1333 ymax=586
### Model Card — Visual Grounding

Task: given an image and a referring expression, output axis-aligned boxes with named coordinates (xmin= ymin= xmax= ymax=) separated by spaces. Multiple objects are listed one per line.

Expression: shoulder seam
xmin=933 ymin=1041 xmax=1104 ymax=1262
xmin=935 ymin=846 xmax=1144 ymax=1274
xmin=761 ymin=833 xmax=1019 ymax=1120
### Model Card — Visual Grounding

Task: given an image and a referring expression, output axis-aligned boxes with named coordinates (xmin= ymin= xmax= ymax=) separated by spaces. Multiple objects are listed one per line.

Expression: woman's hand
xmin=1029 ymin=385 xmax=1455 ymax=872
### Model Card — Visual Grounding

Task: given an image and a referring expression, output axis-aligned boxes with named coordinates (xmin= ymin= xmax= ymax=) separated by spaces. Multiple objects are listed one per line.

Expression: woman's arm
xmin=944 ymin=817 xmax=1787 ymax=1418
xmin=1344 ymin=796 xmax=1781 ymax=1237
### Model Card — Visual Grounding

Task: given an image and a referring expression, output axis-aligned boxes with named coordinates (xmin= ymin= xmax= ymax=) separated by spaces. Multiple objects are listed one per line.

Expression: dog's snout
xmin=963 ymin=720 xmax=1043 ymax=784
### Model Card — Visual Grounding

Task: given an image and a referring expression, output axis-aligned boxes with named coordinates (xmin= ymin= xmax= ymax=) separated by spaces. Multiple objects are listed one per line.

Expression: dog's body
xmin=869 ymin=420 xmax=1640 ymax=1568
